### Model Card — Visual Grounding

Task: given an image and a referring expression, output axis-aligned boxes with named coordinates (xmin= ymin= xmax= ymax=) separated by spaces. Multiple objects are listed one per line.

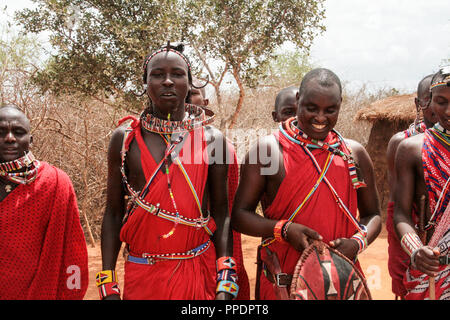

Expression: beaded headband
xmin=430 ymin=66 xmax=450 ymax=91
xmin=143 ymin=45 xmax=191 ymax=75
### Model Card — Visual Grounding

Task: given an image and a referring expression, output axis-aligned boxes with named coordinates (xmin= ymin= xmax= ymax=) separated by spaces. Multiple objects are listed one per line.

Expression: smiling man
xmin=0 ymin=105 xmax=88 ymax=300
xmin=231 ymin=68 xmax=381 ymax=300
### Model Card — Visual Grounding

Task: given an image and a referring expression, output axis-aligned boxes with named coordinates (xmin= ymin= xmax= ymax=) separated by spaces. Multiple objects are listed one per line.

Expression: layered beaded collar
xmin=280 ymin=117 xmax=367 ymax=189
xmin=140 ymin=104 xmax=215 ymax=134
xmin=430 ymin=123 xmax=450 ymax=147
xmin=0 ymin=151 xmax=40 ymax=187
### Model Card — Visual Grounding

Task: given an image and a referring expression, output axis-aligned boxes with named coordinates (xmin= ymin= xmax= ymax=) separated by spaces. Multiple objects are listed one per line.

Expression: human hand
xmin=412 ymin=246 xmax=440 ymax=277
xmin=329 ymin=238 xmax=359 ymax=261
xmin=286 ymin=223 xmax=322 ymax=252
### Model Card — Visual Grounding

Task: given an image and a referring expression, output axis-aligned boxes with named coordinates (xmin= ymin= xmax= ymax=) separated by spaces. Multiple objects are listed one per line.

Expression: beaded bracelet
xmin=282 ymin=221 xmax=292 ymax=241
xmin=216 ymin=256 xmax=237 ymax=273
xmin=95 ymin=270 xmax=117 ymax=286
xmin=216 ymin=280 xmax=239 ymax=299
xmin=351 ymin=229 xmax=368 ymax=254
xmin=98 ymin=282 xmax=121 ymax=300
xmin=400 ymin=232 xmax=423 ymax=257
xmin=217 ymin=269 xmax=238 ymax=283
xmin=274 ymin=220 xmax=289 ymax=243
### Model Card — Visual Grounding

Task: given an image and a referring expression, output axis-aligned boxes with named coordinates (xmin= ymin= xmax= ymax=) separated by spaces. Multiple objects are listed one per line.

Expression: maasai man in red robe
xmin=394 ymin=66 xmax=450 ymax=300
xmin=188 ymin=77 xmax=250 ymax=299
xmin=0 ymin=105 xmax=88 ymax=300
xmin=99 ymin=43 xmax=237 ymax=300
xmin=385 ymin=74 xmax=437 ymax=299
xmin=232 ymin=68 xmax=382 ymax=300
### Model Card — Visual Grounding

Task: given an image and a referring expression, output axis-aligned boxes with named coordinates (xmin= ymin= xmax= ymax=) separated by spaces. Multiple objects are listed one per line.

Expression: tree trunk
xmin=228 ymin=67 xmax=245 ymax=129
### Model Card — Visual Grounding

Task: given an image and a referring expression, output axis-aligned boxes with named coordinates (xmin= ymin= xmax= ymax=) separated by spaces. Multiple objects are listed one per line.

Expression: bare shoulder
xmin=343 ymin=138 xmax=368 ymax=158
xmin=396 ymin=133 xmax=424 ymax=162
xmin=108 ymin=124 xmax=127 ymax=160
xmin=387 ymin=131 xmax=406 ymax=154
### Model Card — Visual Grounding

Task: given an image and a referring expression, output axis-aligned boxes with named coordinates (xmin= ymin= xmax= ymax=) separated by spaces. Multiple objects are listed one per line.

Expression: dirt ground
xmin=85 ymin=225 xmax=394 ymax=300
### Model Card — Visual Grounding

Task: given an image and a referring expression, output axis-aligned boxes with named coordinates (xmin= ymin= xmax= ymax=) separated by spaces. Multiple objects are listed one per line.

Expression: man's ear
xmin=29 ymin=135 xmax=33 ymax=146
xmin=271 ymin=110 xmax=278 ymax=122
xmin=203 ymin=98 xmax=209 ymax=106
xmin=414 ymin=97 xmax=420 ymax=112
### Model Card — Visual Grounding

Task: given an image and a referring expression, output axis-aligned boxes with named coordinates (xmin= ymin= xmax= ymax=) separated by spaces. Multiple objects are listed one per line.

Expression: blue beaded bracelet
xmin=216 ymin=280 xmax=239 ymax=298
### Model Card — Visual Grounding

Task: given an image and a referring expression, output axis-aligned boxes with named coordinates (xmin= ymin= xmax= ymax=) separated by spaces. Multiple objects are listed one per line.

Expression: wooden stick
xmin=419 ymin=195 xmax=426 ymax=244
xmin=429 ymin=276 xmax=436 ymax=300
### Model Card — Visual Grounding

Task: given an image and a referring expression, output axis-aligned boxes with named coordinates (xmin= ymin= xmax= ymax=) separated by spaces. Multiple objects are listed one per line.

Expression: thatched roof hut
xmin=355 ymin=93 xmax=417 ymax=124
xmin=355 ymin=94 xmax=417 ymax=220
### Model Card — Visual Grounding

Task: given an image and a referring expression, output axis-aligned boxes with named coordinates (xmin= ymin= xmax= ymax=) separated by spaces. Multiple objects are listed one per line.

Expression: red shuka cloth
xmin=258 ymin=130 xmax=360 ymax=300
xmin=120 ymin=124 xmax=248 ymax=299
xmin=0 ymin=161 xmax=89 ymax=300
xmin=386 ymin=201 xmax=410 ymax=297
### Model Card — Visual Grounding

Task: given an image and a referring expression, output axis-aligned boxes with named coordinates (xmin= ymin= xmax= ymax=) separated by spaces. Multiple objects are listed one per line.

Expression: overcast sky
xmin=2 ymin=0 xmax=450 ymax=93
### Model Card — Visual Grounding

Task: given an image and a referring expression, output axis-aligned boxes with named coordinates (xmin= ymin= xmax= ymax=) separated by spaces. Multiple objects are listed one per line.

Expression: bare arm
xmin=101 ymin=127 xmax=126 ymax=271
xmin=231 ymin=136 xmax=322 ymax=252
xmin=393 ymin=137 xmax=440 ymax=277
xmin=206 ymin=127 xmax=233 ymax=300
xmin=386 ymin=132 xmax=404 ymax=200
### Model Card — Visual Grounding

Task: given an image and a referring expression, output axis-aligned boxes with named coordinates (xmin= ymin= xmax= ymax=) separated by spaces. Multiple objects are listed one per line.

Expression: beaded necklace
xmin=0 ymin=151 xmax=40 ymax=190
xmin=281 ymin=117 xmax=366 ymax=189
xmin=430 ymin=123 xmax=450 ymax=147
xmin=140 ymin=104 xmax=215 ymax=134
xmin=277 ymin=118 xmax=368 ymax=239
xmin=120 ymin=106 xmax=214 ymax=239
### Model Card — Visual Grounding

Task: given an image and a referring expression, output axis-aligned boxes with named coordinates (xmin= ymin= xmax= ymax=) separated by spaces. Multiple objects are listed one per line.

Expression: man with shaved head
xmin=232 ymin=68 xmax=381 ymax=300
xmin=385 ymin=74 xmax=437 ymax=299
xmin=0 ymin=105 xmax=88 ymax=300
xmin=272 ymin=86 xmax=299 ymax=123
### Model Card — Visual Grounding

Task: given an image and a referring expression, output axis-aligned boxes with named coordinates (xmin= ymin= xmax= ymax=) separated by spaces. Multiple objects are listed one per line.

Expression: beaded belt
xmin=127 ymin=240 xmax=211 ymax=265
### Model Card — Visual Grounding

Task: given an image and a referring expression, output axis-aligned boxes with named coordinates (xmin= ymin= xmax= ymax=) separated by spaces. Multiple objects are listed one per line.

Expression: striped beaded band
xmin=351 ymin=229 xmax=368 ymax=254
xmin=430 ymin=66 xmax=450 ymax=91
xmin=274 ymin=220 xmax=289 ymax=244
xmin=0 ymin=151 xmax=36 ymax=173
xmin=216 ymin=280 xmax=239 ymax=299
xmin=400 ymin=232 xmax=423 ymax=257
xmin=140 ymin=104 xmax=215 ymax=134
xmin=216 ymin=256 xmax=237 ymax=273
xmin=95 ymin=270 xmax=117 ymax=287
xmin=98 ymin=282 xmax=121 ymax=300
xmin=143 ymin=47 xmax=191 ymax=73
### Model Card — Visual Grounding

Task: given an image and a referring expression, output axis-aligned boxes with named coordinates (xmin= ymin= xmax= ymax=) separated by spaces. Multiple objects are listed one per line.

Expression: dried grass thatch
xmin=354 ymin=93 xmax=417 ymax=123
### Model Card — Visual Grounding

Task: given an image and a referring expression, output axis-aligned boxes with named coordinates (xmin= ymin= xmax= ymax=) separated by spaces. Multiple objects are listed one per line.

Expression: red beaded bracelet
xmin=274 ymin=220 xmax=289 ymax=243
xmin=98 ymin=281 xmax=121 ymax=300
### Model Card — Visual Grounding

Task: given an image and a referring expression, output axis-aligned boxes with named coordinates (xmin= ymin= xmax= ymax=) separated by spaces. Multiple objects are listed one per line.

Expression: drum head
xmin=290 ymin=241 xmax=372 ymax=300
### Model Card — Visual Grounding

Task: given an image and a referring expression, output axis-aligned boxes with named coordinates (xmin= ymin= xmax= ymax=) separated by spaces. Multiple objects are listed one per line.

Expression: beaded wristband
xmin=95 ymin=270 xmax=117 ymax=287
xmin=351 ymin=230 xmax=368 ymax=254
xmin=400 ymin=232 xmax=423 ymax=257
xmin=217 ymin=269 xmax=238 ymax=283
xmin=216 ymin=280 xmax=239 ymax=298
xmin=274 ymin=220 xmax=289 ymax=243
xmin=282 ymin=221 xmax=292 ymax=241
xmin=98 ymin=282 xmax=121 ymax=300
xmin=216 ymin=256 xmax=237 ymax=272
